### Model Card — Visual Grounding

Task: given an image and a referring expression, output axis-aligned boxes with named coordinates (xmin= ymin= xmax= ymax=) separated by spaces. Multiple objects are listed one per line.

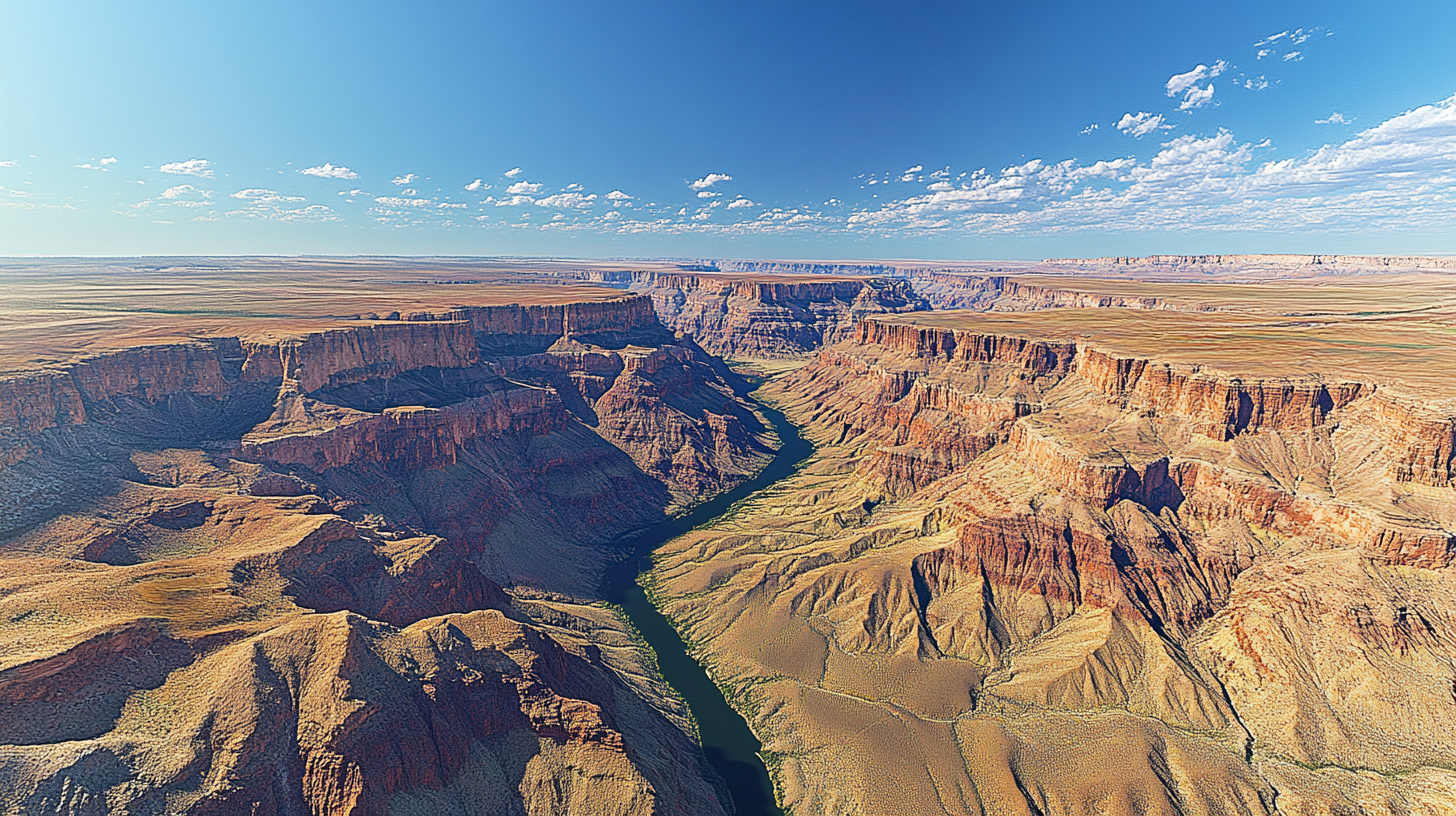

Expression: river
xmin=603 ymin=396 xmax=812 ymax=816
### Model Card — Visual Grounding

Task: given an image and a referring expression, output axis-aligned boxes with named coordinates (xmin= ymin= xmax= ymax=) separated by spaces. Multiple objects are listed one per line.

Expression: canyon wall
xmin=0 ymin=296 xmax=765 ymax=815
xmin=629 ymin=271 xmax=929 ymax=358
xmin=648 ymin=313 xmax=1456 ymax=816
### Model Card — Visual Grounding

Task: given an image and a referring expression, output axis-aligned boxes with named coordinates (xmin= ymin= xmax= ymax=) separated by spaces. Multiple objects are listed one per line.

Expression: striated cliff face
xmin=629 ymin=272 xmax=929 ymax=358
xmin=1042 ymin=253 xmax=1456 ymax=277
xmin=908 ymin=270 xmax=1222 ymax=311
xmin=0 ymin=295 xmax=762 ymax=815
xmin=648 ymin=313 xmax=1456 ymax=816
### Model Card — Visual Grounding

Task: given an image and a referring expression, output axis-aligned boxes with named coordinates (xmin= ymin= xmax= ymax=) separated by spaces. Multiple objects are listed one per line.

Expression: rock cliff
xmin=0 ymin=293 xmax=764 ymax=815
xmin=648 ymin=310 xmax=1456 ymax=815
xmin=629 ymin=271 xmax=928 ymax=358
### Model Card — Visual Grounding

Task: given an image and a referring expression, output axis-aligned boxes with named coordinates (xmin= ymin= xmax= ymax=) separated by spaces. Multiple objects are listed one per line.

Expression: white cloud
xmin=606 ymin=190 xmax=633 ymax=200
xmin=1180 ymin=84 xmax=1215 ymax=110
xmin=160 ymin=159 xmax=214 ymax=178
xmin=1166 ymin=61 xmax=1226 ymax=110
xmin=1251 ymin=93 xmax=1456 ymax=192
xmin=697 ymin=190 xmax=720 ymax=198
xmin=299 ymin=162 xmax=359 ymax=180
xmin=373 ymin=196 xmax=431 ymax=208
xmin=927 ymin=181 xmax=953 ymax=191
xmin=465 ymin=179 xmax=486 ymax=191
xmin=506 ymin=180 xmax=543 ymax=195
xmin=1080 ymin=123 xmax=1099 ymax=134
xmin=0 ymin=160 xmax=17 ymax=168
xmin=1256 ymin=49 xmax=1272 ymax=60
xmin=1283 ymin=51 xmax=1303 ymax=62
xmin=228 ymin=203 xmax=339 ymax=222
xmin=438 ymin=202 xmax=466 ymax=209
xmin=503 ymin=167 xmax=522 ymax=177
xmin=534 ymin=192 xmax=597 ymax=209
xmin=391 ymin=173 xmax=416 ymax=185
xmin=1316 ymin=112 xmax=1351 ymax=125
xmin=160 ymin=184 xmax=206 ymax=199
xmin=1116 ymin=111 xmax=1171 ymax=138
xmin=838 ymin=93 xmax=1456 ymax=240
xmin=690 ymin=173 xmax=732 ymax=190
xmin=727 ymin=197 xmax=755 ymax=208
xmin=495 ymin=195 xmax=536 ymax=207
xmin=100 ymin=157 xmax=117 ymax=165
xmin=231 ymin=188 xmax=304 ymax=202
xmin=1242 ymin=75 xmax=1270 ymax=91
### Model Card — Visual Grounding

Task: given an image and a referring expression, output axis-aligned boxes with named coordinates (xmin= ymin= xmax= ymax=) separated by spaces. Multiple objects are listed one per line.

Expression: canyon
xmin=648 ymin=273 xmax=1456 ymax=815
xmin=3 ymin=257 xmax=1455 ymax=815
xmin=0 ymin=272 xmax=772 ymax=815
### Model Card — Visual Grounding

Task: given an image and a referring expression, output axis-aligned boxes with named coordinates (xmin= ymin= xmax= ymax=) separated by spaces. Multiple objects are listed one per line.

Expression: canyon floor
xmin=2 ymin=256 xmax=1454 ymax=815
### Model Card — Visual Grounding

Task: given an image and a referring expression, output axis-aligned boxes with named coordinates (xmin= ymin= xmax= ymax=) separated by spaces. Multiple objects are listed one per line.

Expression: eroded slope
xmin=0 ymin=292 xmax=772 ymax=815
xmin=649 ymin=303 xmax=1456 ymax=815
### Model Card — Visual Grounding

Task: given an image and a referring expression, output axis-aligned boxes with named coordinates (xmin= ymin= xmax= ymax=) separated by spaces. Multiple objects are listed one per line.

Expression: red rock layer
xmin=240 ymin=389 xmax=565 ymax=472
xmin=634 ymin=273 xmax=928 ymax=358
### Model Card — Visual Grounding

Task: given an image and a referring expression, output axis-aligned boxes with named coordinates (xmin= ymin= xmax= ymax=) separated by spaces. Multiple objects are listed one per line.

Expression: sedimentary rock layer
xmin=0 ymin=295 xmax=765 ymax=815
xmin=649 ymin=309 xmax=1456 ymax=815
xmin=629 ymin=271 xmax=928 ymax=358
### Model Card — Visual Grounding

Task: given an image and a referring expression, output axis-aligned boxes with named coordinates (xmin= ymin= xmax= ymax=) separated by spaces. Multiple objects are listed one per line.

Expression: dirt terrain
xmin=0 ymin=270 xmax=771 ymax=814
xmin=648 ymin=275 xmax=1456 ymax=815
xmin=3 ymin=256 xmax=1455 ymax=815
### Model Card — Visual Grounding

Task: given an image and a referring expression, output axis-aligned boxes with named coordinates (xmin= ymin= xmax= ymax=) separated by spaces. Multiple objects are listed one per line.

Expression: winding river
xmin=604 ymin=396 xmax=812 ymax=816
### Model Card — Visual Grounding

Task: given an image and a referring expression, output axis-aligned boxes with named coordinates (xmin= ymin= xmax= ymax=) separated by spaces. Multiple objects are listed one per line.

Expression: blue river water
xmin=604 ymin=398 xmax=811 ymax=816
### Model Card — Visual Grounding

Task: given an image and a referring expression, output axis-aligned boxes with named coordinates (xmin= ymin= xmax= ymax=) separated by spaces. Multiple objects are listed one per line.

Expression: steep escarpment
xmin=630 ymin=271 xmax=928 ymax=358
xmin=648 ymin=310 xmax=1456 ymax=815
xmin=1042 ymin=253 xmax=1456 ymax=278
xmin=908 ymin=270 xmax=1222 ymax=312
xmin=0 ymin=294 xmax=764 ymax=815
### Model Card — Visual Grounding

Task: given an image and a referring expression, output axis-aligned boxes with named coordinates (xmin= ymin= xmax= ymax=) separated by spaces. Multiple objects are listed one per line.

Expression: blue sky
xmin=2 ymin=1 xmax=1454 ymax=259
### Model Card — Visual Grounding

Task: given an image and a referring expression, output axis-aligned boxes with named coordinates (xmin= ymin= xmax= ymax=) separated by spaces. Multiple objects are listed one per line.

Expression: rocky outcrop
xmin=498 ymin=343 xmax=774 ymax=503
xmin=907 ymin=271 xmax=1220 ymax=311
xmin=630 ymin=272 xmax=928 ymax=358
xmin=1043 ymin=253 xmax=1456 ymax=275
xmin=648 ymin=310 xmax=1456 ymax=816
xmin=0 ymin=292 xmax=761 ymax=815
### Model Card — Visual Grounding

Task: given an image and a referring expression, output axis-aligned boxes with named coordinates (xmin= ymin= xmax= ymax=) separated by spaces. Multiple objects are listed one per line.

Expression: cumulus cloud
xmin=391 ymin=174 xmax=416 ymax=185
xmin=690 ymin=173 xmax=732 ymax=190
xmin=465 ymin=179 xmax=486 ymax=191
xmin=299 ymin=162 xmax=359 ymax=180
xmin=161 ymin=159 xmax=215 ymax=178
xmin=606 ymin=190 xmax=633 ymax=201
xmin=503 ymin=167 xmax=522 ymax=177
xmin=1250 ymin=93 xmax=1456 ymax=192
xmin=373 ymin=196 xmax=431 ymax=208
xmin=534 ymin=192 xmax=597 ymax=209
xmin=727 ymin=197 xmax=755 ymax=208
xmin=160 ymin=184 xmax=206 ymax=199
xmin=1166 ymin=61 xmax=1227 ymax=110
xmin=1316 ymin=112 xmax=1351 ymax=125
xmin=231 ymin=188 xmax=304 ymax=202
xmin=696 ymin=190 xmax=720 ymax=198
xmin=0 ymin=160 xmax=17 ymax=168
xmin=228 ymin=203 xmax=339 ymax=223
xmin=1116 ymin=111 xmax=1171 ymax=138
xmin=506 ymin=180 xmax=543 ymax=195
xmin=1080 ymin=123 xmax=1099 ymax=134
xmin=835 ymin=92 xmax=1456 ymax=241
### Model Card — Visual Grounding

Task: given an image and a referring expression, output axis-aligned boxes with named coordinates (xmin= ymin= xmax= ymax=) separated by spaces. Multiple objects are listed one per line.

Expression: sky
xmin=2 ymin=0 xmax=1454 ymax=260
